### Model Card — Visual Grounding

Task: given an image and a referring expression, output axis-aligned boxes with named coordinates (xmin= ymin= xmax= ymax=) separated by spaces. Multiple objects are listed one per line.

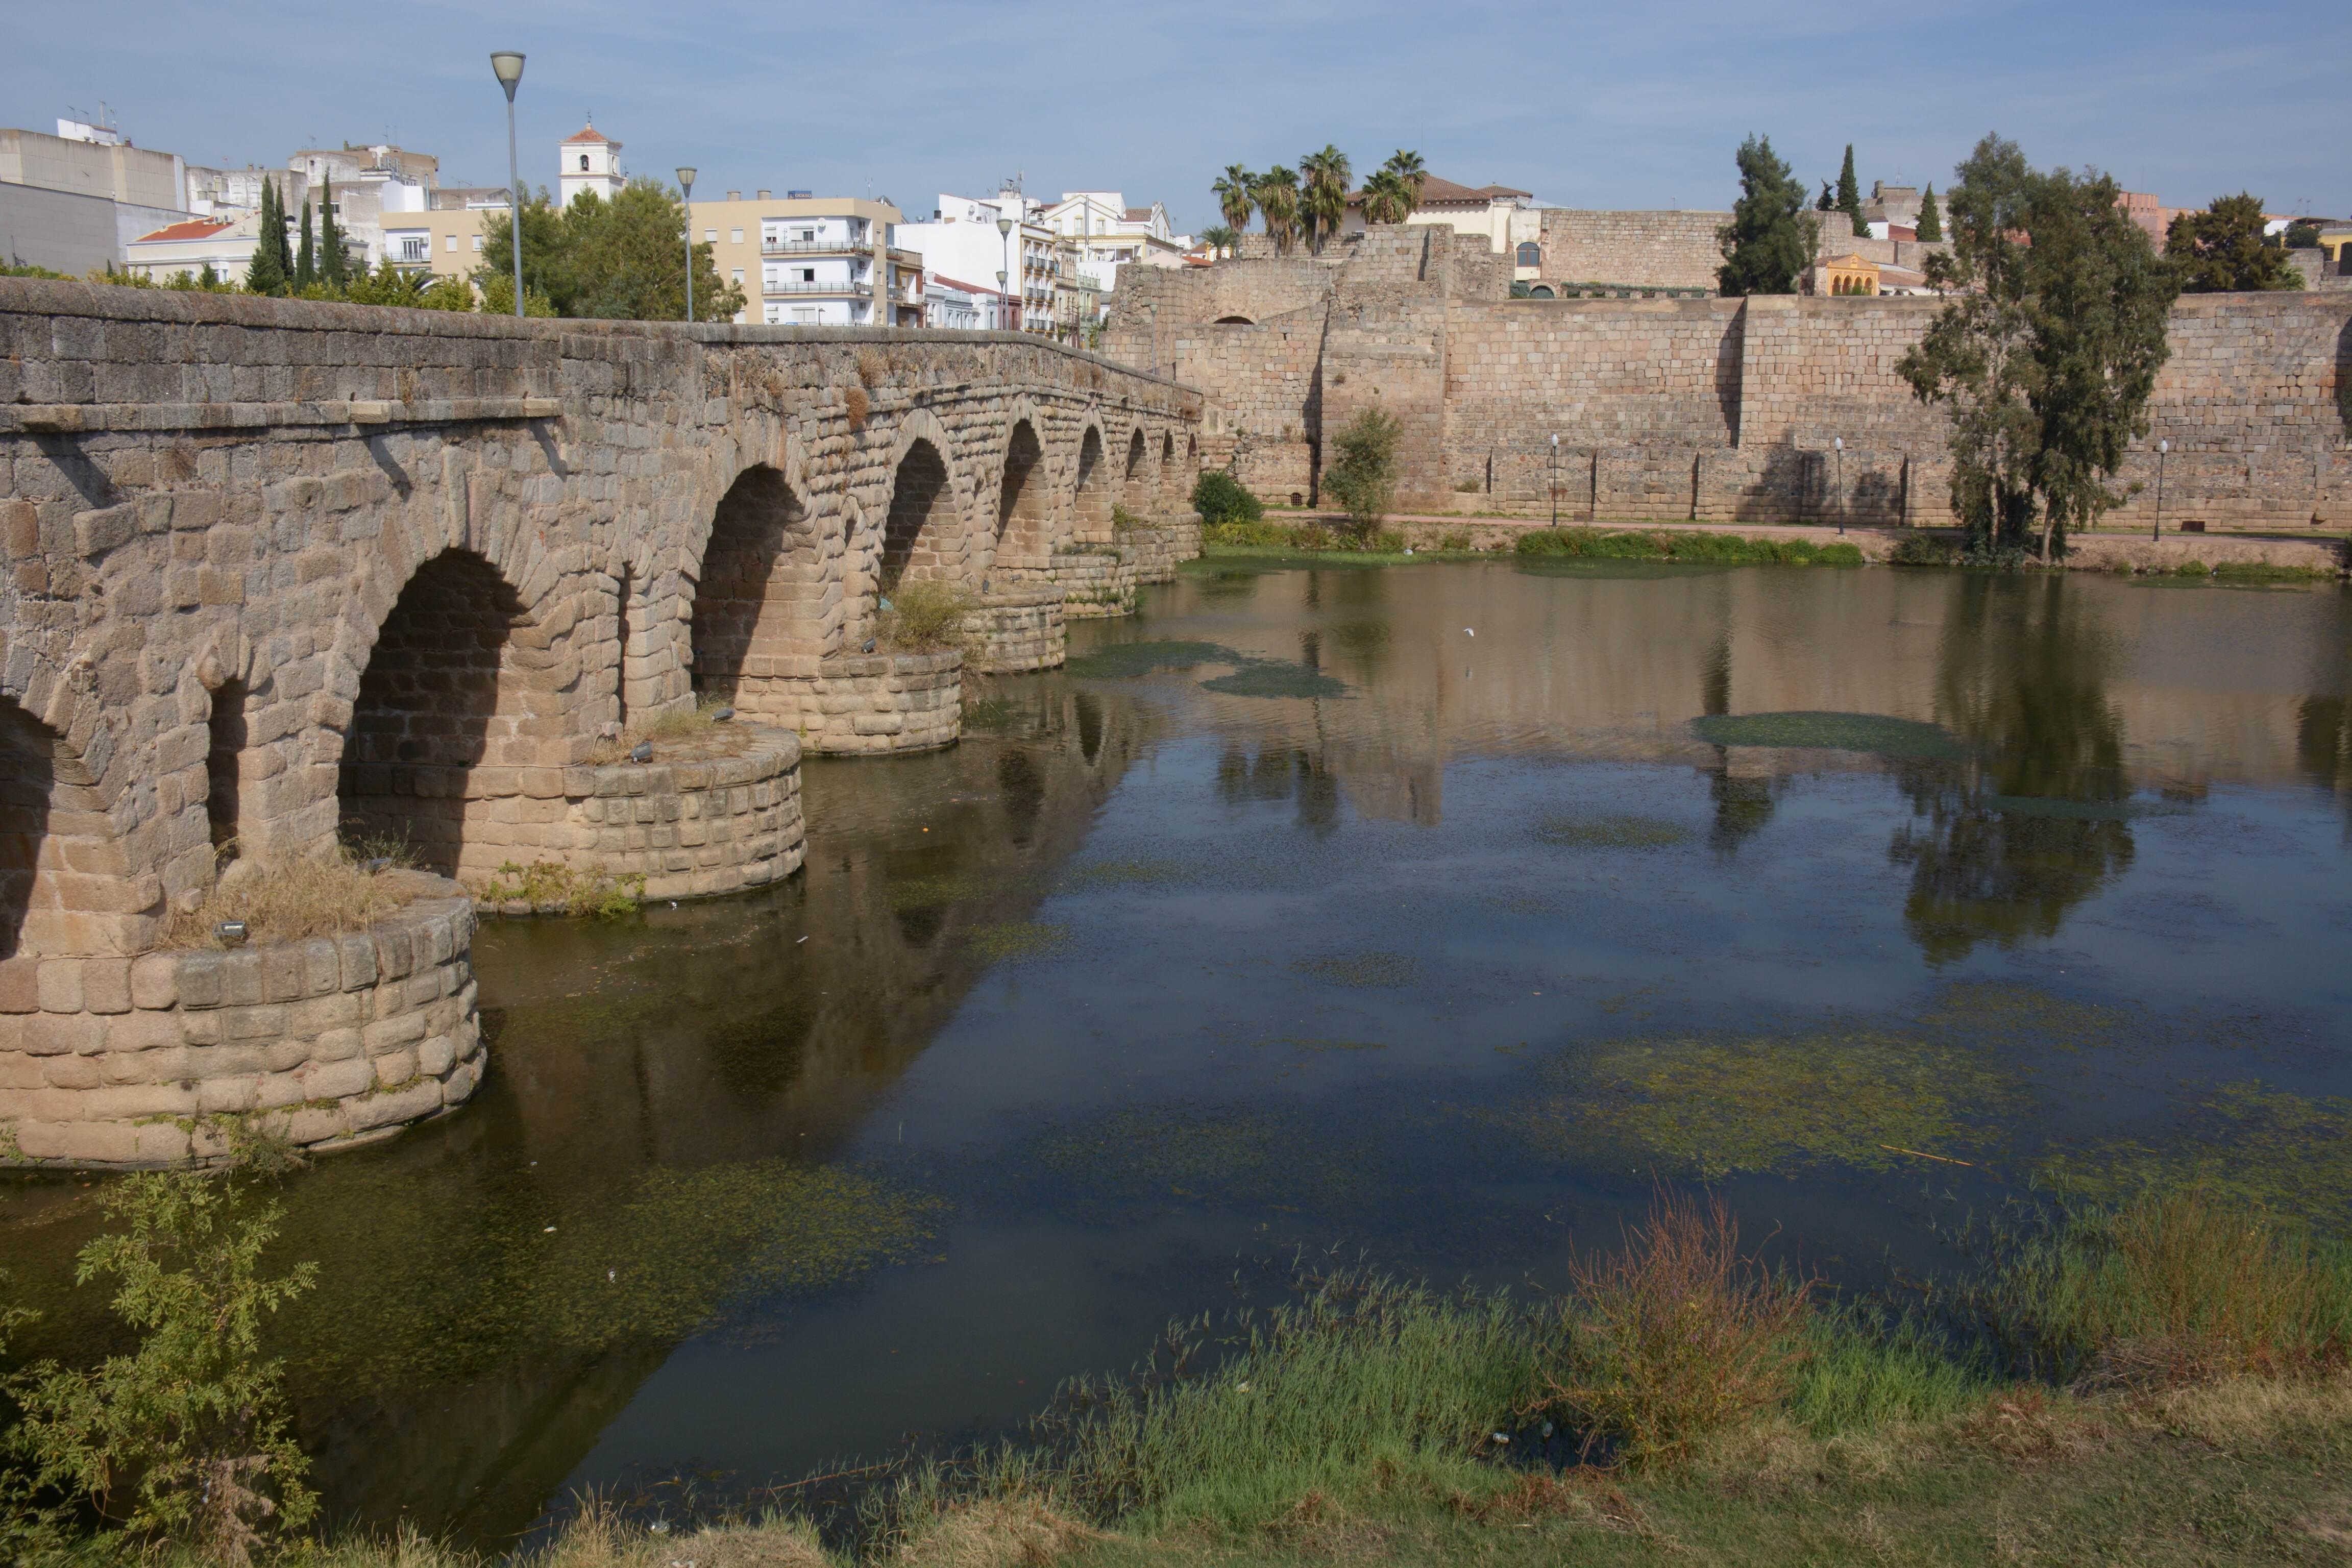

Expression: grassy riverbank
xmin=1198 ymin=520 xmax=1867 ymax=569
xmin=113 ymin=1186 xmax=2345 ymax=1568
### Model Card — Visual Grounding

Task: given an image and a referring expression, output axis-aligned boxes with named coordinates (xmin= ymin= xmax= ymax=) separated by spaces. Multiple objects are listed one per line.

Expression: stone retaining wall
xmin=0 ymin=873 xmax=479 ymax=1167
xmin=1119 ymin=514 xmax=1204 ymax=582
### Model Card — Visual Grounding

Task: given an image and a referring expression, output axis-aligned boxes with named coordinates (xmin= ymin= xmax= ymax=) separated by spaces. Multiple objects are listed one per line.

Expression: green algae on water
xmin=1065 ymin=640 xmax=1240 ymax=679
xmin=889 ymin=871 xmax=1033 ymax=911
xmin=2039 ymin=1082 xmax=2352 ymax=1232
xmin=1516 ymin=1029 xmax=2018 ymax=1179
xmin=1067 ymin=859 xmax=1187 ymax=888
xmin=1533 ymin=814 xmax=1694 ymax=850
xmin=1691 ymin=710 xmax=1968 ymax=760
xmin=965 ymin=921 xmax=1071 ymax=963
xmin=1199 ymin=661 xmax=1349 ymax=699
xmin=1291 ymin=951 xmax=1418 ymax=989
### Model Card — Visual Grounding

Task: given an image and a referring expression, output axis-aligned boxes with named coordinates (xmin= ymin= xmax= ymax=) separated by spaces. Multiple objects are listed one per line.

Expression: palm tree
xmin=1213 ymin=165 xmax=1258 ymax=242
xmin=1361 ymin=168 xmax=1412 ymax=226
xmin=1254 ymin=165 xmax=1301 ymax=256
xmin=1299 ymin=144 xmax=1351 ymax=251
xmin=1202 ymin=224 xmax=1239 ymax=260
xmin=1383 ymin=150 xmax=1428 ymax=210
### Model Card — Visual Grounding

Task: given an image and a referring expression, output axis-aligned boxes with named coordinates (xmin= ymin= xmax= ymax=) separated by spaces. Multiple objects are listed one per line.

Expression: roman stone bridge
xmin=0 ymin=278 xmax=1204 ymax=1163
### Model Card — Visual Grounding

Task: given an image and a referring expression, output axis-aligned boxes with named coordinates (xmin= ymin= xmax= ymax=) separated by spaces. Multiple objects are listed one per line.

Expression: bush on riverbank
xmin=1189 ymin=472 xmax=1263 ymax=531
xmin=874 ymin=581 xmax=971 ymax=655
xmin=1200 ymin=517 xmax=1411 ymax=553
xmin=1517 ymin=527 xmax=1865 ymax=567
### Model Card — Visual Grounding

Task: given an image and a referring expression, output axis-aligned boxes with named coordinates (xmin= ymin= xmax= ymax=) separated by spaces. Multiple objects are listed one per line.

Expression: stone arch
xmin=0 ymin=697 xmax=139 ymax=961
xmin=339 ymin=547 xmax=569 ymax=879
xmin=1160 ymin=430 xmax=1180 ymax=504
xmin=996 ymin=417 xmax=1050 ymax=566
xmin=1215 ymin=315 xmax=1256 ymax=326
xmin=1070 ymin=422 xmax=1112 ymax=544
xmin=880 ymin=439 xmax=958 ymax=591
xmin=690 ymin=464 xmax=832 ymax=706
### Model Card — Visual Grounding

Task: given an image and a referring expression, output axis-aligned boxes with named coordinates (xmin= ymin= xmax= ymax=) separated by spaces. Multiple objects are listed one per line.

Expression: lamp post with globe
xmin=488 ymin=52 xmax=526 ymax=318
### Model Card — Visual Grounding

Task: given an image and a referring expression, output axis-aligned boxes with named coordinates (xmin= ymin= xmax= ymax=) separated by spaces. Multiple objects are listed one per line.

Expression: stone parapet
xmin=723 ymin=654 xmax=961 ymax=756
xmin=0 ymin=874 xmax=481 ymax=1167
xmin=965 ymin=577 xmax=1067 ymax=672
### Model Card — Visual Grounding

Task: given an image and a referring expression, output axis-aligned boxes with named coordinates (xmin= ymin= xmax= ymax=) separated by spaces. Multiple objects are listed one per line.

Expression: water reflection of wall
xmin=1169 ymin=566 xmax=2352 ymax=819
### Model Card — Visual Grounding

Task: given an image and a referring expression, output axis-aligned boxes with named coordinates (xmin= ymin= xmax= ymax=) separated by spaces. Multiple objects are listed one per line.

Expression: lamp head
xmin=1834 ymin=436 xmax=1843 ymax=451
xmin=489 ymin=51 xmax=525 ymax=99
xmin=997 ymin=216 xmax=1014 ymax=236
xmin=676 ymin=166 xmax=697 ymax=194
xmin=2159 ymin=438 xmax=2169 ymax=454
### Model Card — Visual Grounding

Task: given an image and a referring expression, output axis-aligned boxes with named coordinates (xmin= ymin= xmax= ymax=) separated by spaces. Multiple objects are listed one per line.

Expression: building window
xmin=1515 ymin=241 xmax=1541 ymax=268
xmin=793 ymin=307 xmax=818 ymax=324
xmin=730 ymin=227 xmax=743 ymax=244
xmin=731 ymin=267 xmax=743 ymax=284
xmin=764 ymin=304 xmax=783 ymax=324
xmin=800 ymin=228 xmax=815 ymax=242
xmin=444 ymin=234 xmax=456 ymax=252
xmin=471 ymin=235 xmax=483 ymax=251
xmin=801 ymin=268 xmax=815 ymax=282
xmin=704 ymin=229 xmax=716 ymax=243
xmin=579 ymin=155 xmax=590 ymax=172
xmin=397 ymin=236 xmax=427 ymax=262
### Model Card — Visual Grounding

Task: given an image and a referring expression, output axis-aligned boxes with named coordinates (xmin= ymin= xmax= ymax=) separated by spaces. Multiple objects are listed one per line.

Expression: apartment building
xmin=893 ymin=192 xmax=1062 ymax=337
xmin=691 ymin=192 xmax=921 ymax=326
xmin=0 ymin=116 xmax=197 ymax=273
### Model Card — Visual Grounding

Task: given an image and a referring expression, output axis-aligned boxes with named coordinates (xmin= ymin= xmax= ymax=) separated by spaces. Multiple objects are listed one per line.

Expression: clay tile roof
xmin=1123 ymin=207 xmax=1153 ymax=221
xmin=134 ymin=219 xmax=235 ymax=243
xmin=561 ymin=125 xmax=618 ymax=145
xmin=1346 ymin=174 xmax=1528 ymax=207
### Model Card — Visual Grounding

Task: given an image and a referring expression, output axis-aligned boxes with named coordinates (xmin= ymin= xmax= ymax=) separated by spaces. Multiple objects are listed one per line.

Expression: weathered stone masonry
xmin=1109 ymin=227 xmax=2352 ymax=531
xmin=0 ymin=279 xmax=1205 ymax=1160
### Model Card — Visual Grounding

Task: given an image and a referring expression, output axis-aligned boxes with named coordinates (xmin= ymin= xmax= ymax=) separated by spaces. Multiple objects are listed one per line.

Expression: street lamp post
xmin=995 ymin=269 xmax=1008 ymax=331
xmin=2153 ymin=438 xmax=2168 ymax=541
xmin=488 ymin=52 xmax=526 ymax=319
xmin=1833 ymin=435 xmax=1845 ymax=535
xmin=1550 ymin=433 xmax=1559 ymax=529
xmin=676 ymin=167 xmax=697 ymax=323
xmin=997 ymin=213 xmax=1015 ymax=332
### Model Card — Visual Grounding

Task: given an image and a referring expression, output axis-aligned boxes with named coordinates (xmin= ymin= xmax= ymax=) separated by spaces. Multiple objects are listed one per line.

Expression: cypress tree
xmin=1836 ymin=144 xmax=1867 ymax=237
xmin=295 ymin=200 xmax=316 ymax=291
xmin=320 ymin=175 xmax=347 ymax=287
xmin=1917 ymin=183 xmax=1943 ymax=242
xmin=245 ymin=180 xmax=287 ymax=295
xmin=1718 ymin=135 xmax=1819 ymax=297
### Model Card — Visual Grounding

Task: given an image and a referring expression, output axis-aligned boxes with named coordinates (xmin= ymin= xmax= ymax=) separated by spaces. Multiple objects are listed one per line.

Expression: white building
xmin=1037 ymin=190 xmax=1192 ymax=301
xmin=893 ymin=192 xmax=1060 ymax=337
xmin=922 ymin=271 xmax=1013 ymax=331
xmin=123 ymin=214 xmax=256 ymax=282
xmin=558 ymin=123 xmax=625 ymax=207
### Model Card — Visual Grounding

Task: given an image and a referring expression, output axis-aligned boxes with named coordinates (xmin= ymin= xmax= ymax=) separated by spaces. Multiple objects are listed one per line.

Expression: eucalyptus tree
xmin=1897 ymin=135 xmax=2178 ymax=559
xmin=1213 ymin=165 xmax=1258 ymax=241
xmin=1254 ymin=165 xmax=1302 ymax=255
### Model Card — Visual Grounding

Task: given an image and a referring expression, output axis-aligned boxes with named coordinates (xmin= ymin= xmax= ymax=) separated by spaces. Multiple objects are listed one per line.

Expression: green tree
xmin=292 ymin=199 xmax=315 ymax=292
xmin=1897 ymin=135 xmax=2179 ymax=559
xmin=474 ymin=186 xmax=565 ymax=307
xmin=1382 ymin=150 xmax=1427 ymax=208
xmin=1717 ymin=135 xmax=1817 ymax=296
xmin=1817 ymin=179 xmax=1835 ymax=213
xmin=1835 ymin=143 xmax=1866 ymax=236
xmin=1361 ymin=169 xmax=1413 ymax=226
xmin=2283 ymin=219 xmax=2321 ymax=250
xmin=318 ymin=176 xmax=347 ymax=288
xmin=1916 ymin=182 xmax=1943 ymax=242
xmin=1254 ymin=166 xmax=1301 ymax=256
xmin=243 ymin=179 xmax=286 ymax=296
xmin=1200 ymin=224 xmax=1239 ymax=259
xmin=1300 ymin=144 xmax=1351 ymax=251
xmin=2167 ymin=193 xmax=2298 ymax=292
xmin=1213 ymin=165 xmax=1258 ymax=239
xmin=474 ymin=271 xmax=557 ymax=316
xmin=6 ymin=1170 xmax=318 ymax=1562
xmin=1320 ymin=408 xmax=1402 ymax=540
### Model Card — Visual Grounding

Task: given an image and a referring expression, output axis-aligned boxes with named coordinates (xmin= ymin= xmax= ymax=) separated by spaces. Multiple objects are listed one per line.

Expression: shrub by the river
xmin=874 ymin=580 xmax=971 ymax=654
xmin=3 ymin=1167 xmax=317 ymax=1562
xmin=1516 ymin=527 xmax=1863 ymax=567
xmin=1190 ymin=470 xmax=1263 ymax=530
xmin=1319 ymin=409 xmax=1402 ymax=543
xmin=158 ymin=844 xmax=431 ymax=950
xmin=474 ymin=860 xmax=647 ymax=918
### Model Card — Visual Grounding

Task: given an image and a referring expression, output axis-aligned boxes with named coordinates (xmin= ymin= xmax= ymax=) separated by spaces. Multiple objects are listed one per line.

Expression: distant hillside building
xmin=0 ymin=116 xmax=197 ymax=273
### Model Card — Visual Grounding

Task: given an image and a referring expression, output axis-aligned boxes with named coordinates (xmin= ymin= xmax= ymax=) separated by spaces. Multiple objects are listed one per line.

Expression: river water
xmin=5 ymin=558 xmax=2350 ymax=1544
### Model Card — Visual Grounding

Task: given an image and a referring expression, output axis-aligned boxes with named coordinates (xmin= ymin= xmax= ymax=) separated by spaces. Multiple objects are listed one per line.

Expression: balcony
xmin=760 ymin=238 xmax=870 ymax=257
xmin=762 ymin=279 xmax=872 ymax=297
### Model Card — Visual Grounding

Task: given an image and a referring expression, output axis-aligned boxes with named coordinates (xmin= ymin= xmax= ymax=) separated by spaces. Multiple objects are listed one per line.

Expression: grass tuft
xmin=876 ymin=582 xmax=972 ymax=655
xmin=1517 ymin=527 xmax=1865 ymax=568
xmin=158 ymin=844 xmax=433 ymax=949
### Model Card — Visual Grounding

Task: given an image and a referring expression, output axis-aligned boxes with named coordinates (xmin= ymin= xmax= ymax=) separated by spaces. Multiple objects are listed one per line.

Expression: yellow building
xmin=1815 ymin=252 xmax=1881 ymax=295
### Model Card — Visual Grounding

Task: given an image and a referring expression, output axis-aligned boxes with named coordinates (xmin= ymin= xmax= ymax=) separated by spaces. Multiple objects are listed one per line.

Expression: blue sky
xmin=11 ymin=0 xmax=2348 ymax=232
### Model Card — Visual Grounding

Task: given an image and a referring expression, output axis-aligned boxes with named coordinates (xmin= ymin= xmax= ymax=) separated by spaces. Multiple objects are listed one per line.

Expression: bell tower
xmin=558 ymin=119 xmax=625 ymax=206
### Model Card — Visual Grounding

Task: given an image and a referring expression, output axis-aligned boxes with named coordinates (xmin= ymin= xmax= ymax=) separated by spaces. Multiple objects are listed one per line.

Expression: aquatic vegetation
xmin=1198 ymin=660 xmax=1349 ymax=699
xmin=1515 ymin=556 xmax=1734 ymax=580
xmin=1064 ymin=640 xmax=1240 ymax=679
xmin=1290 ymin=951 xmax=1418 ymax=988
xmin=1532 ymin=813 xmax=1694 ymax=849
xmin=2040 ymin=1083 xmax=2352 ymax=1231
xmin=961 ymin=697 xmax=1015 ymax=728
xmin=474 ymin=860 xmax=647 ymax=918
xmin=1912 ymin=981 xmax=2123 ymax=1050
xmin=887 ymin=871 xmax=1032 ymax=911
xmin=1977 ymin=792 xmax=2188 ymax=822
xmin=1519 ymin=1029 xmax=2017 ymax=1178
xmin=1066 ymin=859 xmax=1186 ymax=888
xmin=963 ymin=921 xmax=1071 ymax=963
xmin=1516 ymin=527 xmax=1865 ymax=568
xmin=1690 ymin=710 xmax=1968 ymax=758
